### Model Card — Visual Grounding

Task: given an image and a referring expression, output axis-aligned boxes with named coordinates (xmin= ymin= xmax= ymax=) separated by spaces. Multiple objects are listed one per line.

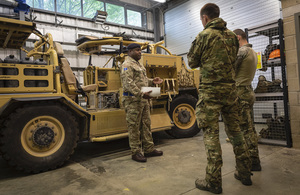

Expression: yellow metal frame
xmin=77 ymin=37 xmax=149 ymax=55
xmin=0 ymin=17 xmax=35 ymax=49
xmin=0 ymin=16 xmax=198 ymax=143
xmin=0 ymin=63 xmax=54 ymax=93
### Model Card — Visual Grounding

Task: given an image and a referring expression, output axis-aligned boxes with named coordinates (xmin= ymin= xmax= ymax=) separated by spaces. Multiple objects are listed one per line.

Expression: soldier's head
xmin=233 ymin=29 xmax=248 ymax=47
xmin=127 ymin=43 xmax=142 ymax=61
xmin=200 ymin=3 xmax=220 ymax=27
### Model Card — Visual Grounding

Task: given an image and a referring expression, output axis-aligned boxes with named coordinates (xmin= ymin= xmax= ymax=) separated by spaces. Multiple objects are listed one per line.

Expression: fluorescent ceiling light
xmin=153 ymin=0 xmax=166 ymax=3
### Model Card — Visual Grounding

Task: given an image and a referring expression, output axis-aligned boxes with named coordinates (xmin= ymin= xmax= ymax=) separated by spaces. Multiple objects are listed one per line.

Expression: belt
xmin=123 ymin=92 xmax=134 ymax=96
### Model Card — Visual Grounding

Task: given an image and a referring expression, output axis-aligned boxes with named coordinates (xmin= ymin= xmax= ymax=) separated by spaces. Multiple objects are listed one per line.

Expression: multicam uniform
xmin=187 ymin=18 xmax=251 ymax=188
xmin=234 ymin=43 xmax=260 ymax=166
xmin=120 ymin=56 xmax=154 ymax=155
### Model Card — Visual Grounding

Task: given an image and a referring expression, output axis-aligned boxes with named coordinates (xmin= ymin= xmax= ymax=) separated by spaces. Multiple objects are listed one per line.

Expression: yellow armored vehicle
xmin=0 ymin=17 xmax=200 ymax=173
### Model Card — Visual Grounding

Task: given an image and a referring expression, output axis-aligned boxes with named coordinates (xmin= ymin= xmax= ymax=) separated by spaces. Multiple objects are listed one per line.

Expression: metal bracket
xmin=54 ymin=66 xmax=61 ymax=74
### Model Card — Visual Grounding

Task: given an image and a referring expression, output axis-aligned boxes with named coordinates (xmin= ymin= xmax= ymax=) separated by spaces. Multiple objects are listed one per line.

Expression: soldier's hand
xmin=142 ymin=91 xmax=152 ymax=99
xmin=153 ymin=77 xmax=163 ymax=85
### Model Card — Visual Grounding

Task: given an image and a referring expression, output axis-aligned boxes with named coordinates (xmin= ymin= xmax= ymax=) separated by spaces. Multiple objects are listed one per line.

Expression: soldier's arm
xmin=122 ymin=65 xmax=143 ymax=98
xmin=234 ymin=47 xmax=248 ymax=71
xmin=233 ymin=37 xmax=241 ymax=71
xmin=187 ymin=36 xmax=203 ymax=69
xmin=147 ymin=78 xmax=154 ymax=86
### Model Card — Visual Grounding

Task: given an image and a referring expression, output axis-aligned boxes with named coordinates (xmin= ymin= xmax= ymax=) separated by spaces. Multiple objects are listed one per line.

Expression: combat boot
xmin=195 ymin=179 xmax=222 ymax=194
xmin=132 ymin=153 xmax=147 ymax=162
xmin=251 ymin=162 xmax=262 ymax=171
xmin=234 ymin=170 xmax=252 ymax=186
xmin=144 ymin=149 xmax=163 ymax=157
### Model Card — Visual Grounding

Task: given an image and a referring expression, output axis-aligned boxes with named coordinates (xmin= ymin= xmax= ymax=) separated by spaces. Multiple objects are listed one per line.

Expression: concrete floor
xmin=1 ymin=122 xmax=300 ymax=195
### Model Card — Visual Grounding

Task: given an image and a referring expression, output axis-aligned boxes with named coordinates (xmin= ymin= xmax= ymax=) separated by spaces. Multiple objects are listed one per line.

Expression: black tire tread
xmin=0 ymin=102 xmax=79 ymax=173
xmin=167 ymin=94 xmax=200 ymax=138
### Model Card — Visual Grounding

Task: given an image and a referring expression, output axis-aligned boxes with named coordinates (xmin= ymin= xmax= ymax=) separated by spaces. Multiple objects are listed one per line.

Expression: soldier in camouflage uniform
xmin=187 ymin=3 xmax=252 ymax=194
xmin=232 ymin=29 xmax=261 ymax=171
xmin=120 ymin=43 xmax=163 ymax=163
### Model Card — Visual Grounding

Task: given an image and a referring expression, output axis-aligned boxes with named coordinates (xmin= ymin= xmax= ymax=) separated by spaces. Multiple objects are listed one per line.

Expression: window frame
xmin=27 ymin=0 xmax=146 ymax=29
xmin=126 ymin=9 xmax=142 ymax=27
xmin=295 ymin=12 xmax=300 ymax=86
xmin=105 ymin=2 xmax=126 ymax=25
xmin=82 ymin=0 xmax=105 ymax=19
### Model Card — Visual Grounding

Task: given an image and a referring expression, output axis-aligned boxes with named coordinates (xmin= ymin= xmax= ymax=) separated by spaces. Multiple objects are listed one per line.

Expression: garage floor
xmin=1 ymin=122 xmax=300 ymax=195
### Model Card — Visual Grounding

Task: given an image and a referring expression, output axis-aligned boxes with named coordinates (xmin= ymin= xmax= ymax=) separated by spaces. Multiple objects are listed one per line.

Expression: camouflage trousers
xmin=236 ymin=86 xmax=260 ymax=165
xmin=196 ymin=84 xmax=251 ymax=187
xmin=123 ymin=97 xmax=154 ymax=155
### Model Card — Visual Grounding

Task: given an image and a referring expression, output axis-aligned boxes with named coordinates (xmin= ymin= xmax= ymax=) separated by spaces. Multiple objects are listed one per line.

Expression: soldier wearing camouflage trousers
xmin=232 ymin=29 xmax=261 ymax=171
xmin=187 ymin=3 xmax=252 ymax=194
xmin=120 ymin=43 xmax=163 ymax=163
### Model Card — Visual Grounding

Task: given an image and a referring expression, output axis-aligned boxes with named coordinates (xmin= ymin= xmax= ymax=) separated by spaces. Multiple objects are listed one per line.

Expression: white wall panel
xmin=0 ymin=49 xmax=19 ymax=61
xmin=62 ymin=28 xmax=77 ymax=43
xmin=164 ymin=0 xmax=281 ymax=56
xmin=22 ymin=12 xmax=154 ymax=54
xmin=0 ymin=5 xmax=14 ymax=15
xmin=147 ymin=11 xmax=153 ymax=30
xmin=0 ymin=0 xmax=155 ymax=82
xmin=78 ymin=54 xmax=90 ymax=67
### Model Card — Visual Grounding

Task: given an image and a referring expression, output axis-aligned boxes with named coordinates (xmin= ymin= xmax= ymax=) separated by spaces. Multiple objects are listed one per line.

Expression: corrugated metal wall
xmin=164 ymin=0 xmax=287 ymax=139
xmin=164 ymin=0 xmax=281 ymax=56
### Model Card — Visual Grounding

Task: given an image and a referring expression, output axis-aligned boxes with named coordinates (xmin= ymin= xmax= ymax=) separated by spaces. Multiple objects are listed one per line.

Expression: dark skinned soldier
xmin=120 ymin=43 xmax=163 ymax=163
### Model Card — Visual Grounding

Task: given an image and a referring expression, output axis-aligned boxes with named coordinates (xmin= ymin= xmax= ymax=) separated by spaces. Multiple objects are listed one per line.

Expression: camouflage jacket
xmin=234 ymin=43 xmax=258 ymax=86
xmin=187 ymin=18 xmax=239 ymax=84
xmin=120 ymin=56 xmax=153 ymax=99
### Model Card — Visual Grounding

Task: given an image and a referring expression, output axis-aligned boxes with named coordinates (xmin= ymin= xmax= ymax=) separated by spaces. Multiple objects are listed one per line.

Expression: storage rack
xmin=246 ymin=19 xmax=292 ymax=147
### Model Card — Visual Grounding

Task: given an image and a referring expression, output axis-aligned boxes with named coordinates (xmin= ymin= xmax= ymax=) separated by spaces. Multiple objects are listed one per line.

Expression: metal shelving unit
xmin=246 ymin=19 xmax=292 ymax=147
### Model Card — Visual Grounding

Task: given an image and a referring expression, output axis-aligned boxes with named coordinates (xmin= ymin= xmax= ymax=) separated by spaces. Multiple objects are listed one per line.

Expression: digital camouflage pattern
xmin=196 ymin=84 xmax=251 ymax=187
xmin=236 ymin=86 xmax=260 ymax=165
xmin=123 ymin=98 xmax=154 ymax=154
xmin=121 ymin=56 xmax=153 ymax=100
xmin=188 ymin=18 xmax=239 ymax=84
xmin=233 ymin=43 xmax=260 ymax=165
xmin=188 ymin=18 xmax=251 ymax=187
xmin=121 ymin=56 xmax=154 ymax=155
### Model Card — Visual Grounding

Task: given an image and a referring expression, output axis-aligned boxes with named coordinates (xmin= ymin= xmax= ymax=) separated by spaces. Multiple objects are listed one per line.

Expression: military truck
xmin=0 ymin=17 xmax=200 ymax=173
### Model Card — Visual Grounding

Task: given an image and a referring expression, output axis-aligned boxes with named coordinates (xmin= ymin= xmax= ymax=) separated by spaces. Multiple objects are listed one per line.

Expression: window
xmin=127 ymin=10 xmax=141 ymax=27
xmin=106 ymin=3 xmax=125 ymax=25
xmin=56 ymin=0 xmax=81 ymax=16
xmin=27 ymin=0 xmax=55 ymax=11
xmin=83 ymin=0 xmax=104 ymax=18
xmin=27 ymin=1 xmax=144 ymax=28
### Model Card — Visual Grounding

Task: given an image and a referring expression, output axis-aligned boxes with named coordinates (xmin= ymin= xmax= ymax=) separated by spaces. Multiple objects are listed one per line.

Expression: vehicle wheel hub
xmin=33 ymin=127 xmax=55 ymax=147
xmin=178 ymin=110 xmax=191 ymax=124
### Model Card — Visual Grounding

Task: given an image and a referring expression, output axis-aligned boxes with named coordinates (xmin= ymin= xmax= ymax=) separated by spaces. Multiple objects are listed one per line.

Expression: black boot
xmin=132 ymin=153 xmax=147 ymax=162
xmin=234 ymin=171 xmax=252 ymax=186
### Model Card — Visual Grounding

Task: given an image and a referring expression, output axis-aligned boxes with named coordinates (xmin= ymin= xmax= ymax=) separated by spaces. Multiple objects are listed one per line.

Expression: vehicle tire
xmin=166 ymin=94 xmax=200 ymax=138
xmin=0 ymin=103 xmax=79 ymax=173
